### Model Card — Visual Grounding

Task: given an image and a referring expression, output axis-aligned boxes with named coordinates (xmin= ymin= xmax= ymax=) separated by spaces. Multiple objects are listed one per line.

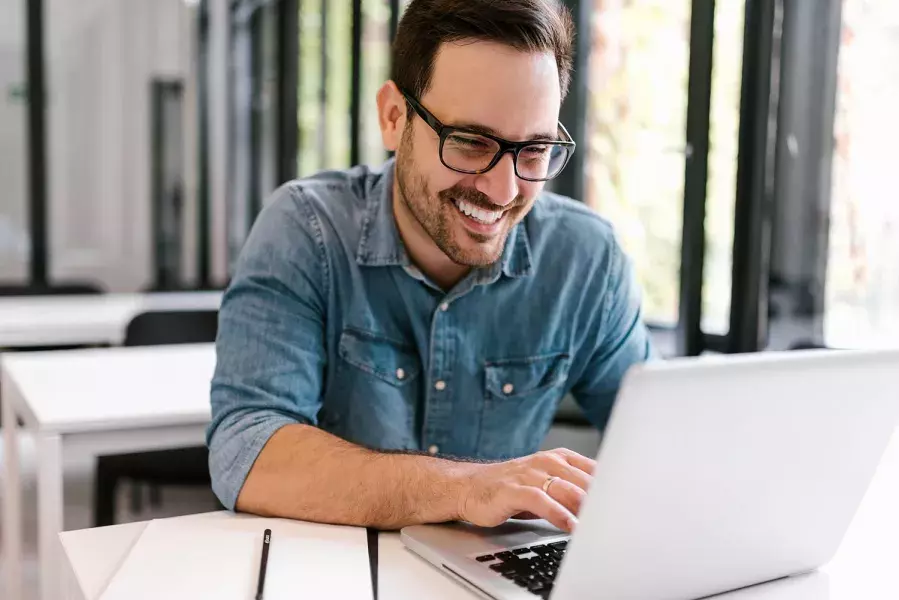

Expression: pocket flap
xmin=485 ymin=352 xmax=571 ymax=398
xmin=338 ymin=328 xmax=421 ymax=387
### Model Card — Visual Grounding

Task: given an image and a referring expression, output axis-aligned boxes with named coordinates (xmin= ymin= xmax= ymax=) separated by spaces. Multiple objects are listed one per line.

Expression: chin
xmin=448 ymin=238 xmax=505 ymax=267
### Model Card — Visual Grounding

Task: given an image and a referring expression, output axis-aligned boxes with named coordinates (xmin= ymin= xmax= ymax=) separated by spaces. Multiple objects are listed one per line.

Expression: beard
xmin=394 ymin=126 xmax=528 ymax=267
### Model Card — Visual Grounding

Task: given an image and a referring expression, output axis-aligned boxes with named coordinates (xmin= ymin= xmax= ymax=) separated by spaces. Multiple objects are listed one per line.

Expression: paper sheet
xmin=100 ymin=512 xmax=372 ymax=600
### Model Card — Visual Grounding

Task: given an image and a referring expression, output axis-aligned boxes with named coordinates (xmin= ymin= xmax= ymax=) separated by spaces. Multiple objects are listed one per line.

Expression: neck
xmin=392 ymin=180 xmax=469 ymax=291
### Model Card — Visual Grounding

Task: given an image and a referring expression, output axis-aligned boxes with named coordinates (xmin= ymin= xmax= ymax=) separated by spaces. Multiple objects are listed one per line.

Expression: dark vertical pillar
xmin=677 ymin=0 xmax=717 ymax=356
xmin=728 ymin=0 xmax=783 ymax=353
xmin=26 ymin=0 xmax=48 ymax=286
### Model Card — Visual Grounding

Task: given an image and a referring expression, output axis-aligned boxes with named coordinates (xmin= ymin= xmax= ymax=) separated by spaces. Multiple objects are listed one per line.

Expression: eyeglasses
xmin=400 ymin=89 xmax=576 ymax=182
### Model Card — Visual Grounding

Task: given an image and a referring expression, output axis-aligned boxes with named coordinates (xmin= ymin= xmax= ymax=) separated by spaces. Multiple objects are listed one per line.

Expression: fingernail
xmin=567 ymin=516 xmax=579 ymax=531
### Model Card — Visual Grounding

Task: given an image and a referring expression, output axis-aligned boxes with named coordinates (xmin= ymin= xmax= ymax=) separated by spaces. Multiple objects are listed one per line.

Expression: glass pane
xmin=586 ymin=0 xmax=691 ymax=326
xmin=44 ymin=0 xmax=192 ymax=291
xmin=0 ymin=0 xmax=29 ymax=283
xmin=256 ymin=3 xmax=279 ymax=200
xmin=360 ymin=0 xmax=390 ymax=167
xmin=228 ymin=4 xmax=254 ymax=266
xmin=702 ymin=0 xmax=745 ymax=335
xmin=325 ymin=0 xmax=352 ymax=168
xmin=297 ymin=0 xmax=324 ymax=177
xmin=825 ymin=2 xmax=899 ymax=348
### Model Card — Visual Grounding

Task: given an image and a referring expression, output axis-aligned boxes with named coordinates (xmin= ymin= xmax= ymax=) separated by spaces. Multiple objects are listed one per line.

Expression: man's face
xmin=394 ymin=41 xmax=562 ymax=266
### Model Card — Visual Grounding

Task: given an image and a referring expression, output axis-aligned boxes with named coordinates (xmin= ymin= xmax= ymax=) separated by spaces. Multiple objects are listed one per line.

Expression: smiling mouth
xmin=452 ymin=197 xmax=506 ymax=225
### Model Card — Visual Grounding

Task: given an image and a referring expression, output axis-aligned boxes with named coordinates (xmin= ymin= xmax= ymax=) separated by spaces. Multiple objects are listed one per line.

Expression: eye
xmin=447 ymin=134 xmax=491 ymax=150
xmin=522 ymin=146 xmax=549 ymax=157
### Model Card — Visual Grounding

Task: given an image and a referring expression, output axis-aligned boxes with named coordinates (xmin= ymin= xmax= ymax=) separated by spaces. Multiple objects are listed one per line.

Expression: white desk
xmin=56 ymin=426 xmax=899 ymax=600
xmin=0 ymin=291 xmax=222 ymax=348
xmin=2 ymin=344 xmax=216 ymax=600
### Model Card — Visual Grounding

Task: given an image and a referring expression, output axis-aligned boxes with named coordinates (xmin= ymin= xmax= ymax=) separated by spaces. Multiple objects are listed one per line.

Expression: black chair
xmin=93 ymin=309 xmax=219 ymax=526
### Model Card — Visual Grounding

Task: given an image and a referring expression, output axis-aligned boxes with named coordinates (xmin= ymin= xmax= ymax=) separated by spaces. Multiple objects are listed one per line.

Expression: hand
xmin=456 ymin=448 xmax=596 ymax=533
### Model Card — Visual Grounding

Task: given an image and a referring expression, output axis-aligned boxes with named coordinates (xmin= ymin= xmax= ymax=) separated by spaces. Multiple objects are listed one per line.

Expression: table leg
xmin=36 ymin=433 xmax=63 ymax=600
xmin=2 ymin=391 xmax=24 ymax=600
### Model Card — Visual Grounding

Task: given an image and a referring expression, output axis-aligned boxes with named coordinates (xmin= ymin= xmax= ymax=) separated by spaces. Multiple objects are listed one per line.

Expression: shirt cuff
xmin=208 ymin=413 xmax=298 ymax=510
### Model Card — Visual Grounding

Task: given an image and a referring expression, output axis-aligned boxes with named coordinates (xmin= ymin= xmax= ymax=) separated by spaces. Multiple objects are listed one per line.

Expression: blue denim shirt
xmin=207 ymin=160 xmax=652 ymax=510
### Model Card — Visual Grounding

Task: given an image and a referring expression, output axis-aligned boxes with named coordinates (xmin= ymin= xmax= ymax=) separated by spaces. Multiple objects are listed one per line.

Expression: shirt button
xmin=503 ymin=383 xmax=515 ymax=395
xmin=434 ymin=380 xmax=446 ymax=391
xmin=439 ymin=302 xmax=449 ymax=312
xmin=428 ymin=445 xmax=439 ymax=455
xmin=396 ymin=368 xmax=406 ymax=381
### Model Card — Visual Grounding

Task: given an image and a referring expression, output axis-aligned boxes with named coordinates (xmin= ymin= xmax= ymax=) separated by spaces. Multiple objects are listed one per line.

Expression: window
xmin=586 ymin=0 xmax=743 ymax=333
xmin=586 ymin=0 xmax=691 ymax=326
xmin=825 ymin=1 xmax=899 ymax=348
xmin=297 ymin=0 xmax=392 ymax=177
xmin=360 ymin=0 xmax=391 ymax=167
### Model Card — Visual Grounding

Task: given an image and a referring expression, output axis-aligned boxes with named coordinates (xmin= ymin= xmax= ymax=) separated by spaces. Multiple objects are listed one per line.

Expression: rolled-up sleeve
xmin=570 ymin=240 xmax=654 ymax=431
xmin=207 ymin=184 xmax=328 ymax=510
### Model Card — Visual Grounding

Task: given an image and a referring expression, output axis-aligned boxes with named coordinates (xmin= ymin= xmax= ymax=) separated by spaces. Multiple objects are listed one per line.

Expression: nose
xmin=474 ymin=152 xmax=520 ymax=207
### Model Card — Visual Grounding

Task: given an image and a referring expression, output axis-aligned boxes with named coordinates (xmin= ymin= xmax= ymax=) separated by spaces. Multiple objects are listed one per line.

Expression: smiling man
xmin=208 ymin=0 xmax=652 ymax=533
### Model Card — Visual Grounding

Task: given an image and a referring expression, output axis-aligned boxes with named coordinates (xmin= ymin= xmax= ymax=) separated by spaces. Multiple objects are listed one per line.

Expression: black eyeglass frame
xmin=400 ymin=89 xmax=576 ymax=182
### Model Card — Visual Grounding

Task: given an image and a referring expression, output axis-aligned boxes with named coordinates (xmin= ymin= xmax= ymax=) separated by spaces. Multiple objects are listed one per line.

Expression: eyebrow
xmin=450 ymin=121 xmax=559 ymax=142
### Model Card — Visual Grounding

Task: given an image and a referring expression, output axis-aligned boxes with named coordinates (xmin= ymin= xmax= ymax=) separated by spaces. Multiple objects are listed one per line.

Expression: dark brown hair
xmin=391 ymin=0 xmax=575 ymax=100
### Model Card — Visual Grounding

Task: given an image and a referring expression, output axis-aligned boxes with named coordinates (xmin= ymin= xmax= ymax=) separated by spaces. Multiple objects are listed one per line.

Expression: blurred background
xmin=1 ymin=0 xmax=897 ymax=356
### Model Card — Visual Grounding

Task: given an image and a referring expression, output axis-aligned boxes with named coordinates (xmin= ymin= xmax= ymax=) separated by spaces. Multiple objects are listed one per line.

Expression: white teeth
xmin=455 ymin=199 xmax=502 ymax=225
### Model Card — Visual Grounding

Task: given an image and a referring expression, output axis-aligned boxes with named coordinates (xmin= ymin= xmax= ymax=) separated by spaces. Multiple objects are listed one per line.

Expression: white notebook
xmin=99 ymin=512 xmax=372 ymax=600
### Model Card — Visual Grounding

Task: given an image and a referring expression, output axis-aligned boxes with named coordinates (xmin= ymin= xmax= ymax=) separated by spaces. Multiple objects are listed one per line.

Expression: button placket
xmin=423 ymin=297 xmax=457 ymax=453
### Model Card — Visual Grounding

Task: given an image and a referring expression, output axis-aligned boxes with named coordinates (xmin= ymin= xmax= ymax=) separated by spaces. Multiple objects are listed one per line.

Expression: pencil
xmin=256 ymin=529 xmax=272 ymax=600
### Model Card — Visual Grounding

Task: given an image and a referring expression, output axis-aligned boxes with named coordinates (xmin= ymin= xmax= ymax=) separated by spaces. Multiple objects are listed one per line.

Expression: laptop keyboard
xmin=475 ymin=540 xmax=568 ymax=598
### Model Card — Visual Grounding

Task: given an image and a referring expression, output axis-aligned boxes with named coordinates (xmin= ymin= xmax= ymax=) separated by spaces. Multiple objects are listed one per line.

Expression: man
xmin=208 ymin=0 xmax=652 ymax=534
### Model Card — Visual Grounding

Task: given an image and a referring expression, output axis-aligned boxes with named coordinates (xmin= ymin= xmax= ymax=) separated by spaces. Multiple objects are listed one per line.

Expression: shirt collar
xmin=356 ymin=159 xmax=533 ymax=280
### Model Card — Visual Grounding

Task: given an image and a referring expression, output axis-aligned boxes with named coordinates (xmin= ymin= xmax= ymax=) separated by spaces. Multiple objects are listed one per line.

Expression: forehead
xmin=423 ymin=40 xmax=562 ymax=140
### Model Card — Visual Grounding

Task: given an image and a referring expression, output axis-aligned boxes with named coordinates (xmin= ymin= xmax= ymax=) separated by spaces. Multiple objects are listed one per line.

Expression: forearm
xmin=235 ymin=424 xmax=473 ymax=529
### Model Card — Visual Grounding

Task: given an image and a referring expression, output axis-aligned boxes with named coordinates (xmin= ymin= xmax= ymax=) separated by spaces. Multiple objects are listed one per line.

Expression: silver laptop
xmin=401 ymin=349 xmax=899 ymax=600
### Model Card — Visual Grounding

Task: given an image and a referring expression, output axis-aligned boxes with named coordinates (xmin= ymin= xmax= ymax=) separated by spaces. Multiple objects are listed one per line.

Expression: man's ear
xmin=377 ymin=80 xmax=407 ymax=152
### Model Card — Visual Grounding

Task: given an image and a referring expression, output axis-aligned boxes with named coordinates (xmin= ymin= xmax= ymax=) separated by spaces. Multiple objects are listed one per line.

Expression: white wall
xmin=44 ymin=0 xmax=193 ymax=291
xmin=0 ymin=0 xmax=28 ymax=283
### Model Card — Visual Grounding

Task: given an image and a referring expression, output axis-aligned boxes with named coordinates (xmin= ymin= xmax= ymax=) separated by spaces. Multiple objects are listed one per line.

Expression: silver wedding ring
xmin=542 ymin=476 xmax=558 ymax=494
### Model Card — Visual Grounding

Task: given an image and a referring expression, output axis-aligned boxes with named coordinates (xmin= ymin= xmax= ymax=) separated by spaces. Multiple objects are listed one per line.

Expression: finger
xmin=510 ymin=485 xmax=577 ymax=533
xmin=544 ymin=477 xmax=587 ymax=518
xmin=554 ymin=448 xmax=597 ymax=476
xmin=538 ymin=459 xmax=593 ymax=492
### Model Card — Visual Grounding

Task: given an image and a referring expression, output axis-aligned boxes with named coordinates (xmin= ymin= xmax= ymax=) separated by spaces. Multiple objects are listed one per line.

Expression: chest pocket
xmin=329 ymin=328 xmax=422 ymax=450
xmin=477 ymin=352 xmax=572 ymax=459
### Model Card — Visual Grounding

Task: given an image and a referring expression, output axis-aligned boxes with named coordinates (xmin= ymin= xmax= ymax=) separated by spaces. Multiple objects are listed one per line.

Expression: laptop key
xmin=495 ymin=551 xmax=515 ymax=561
xmin=476 ymin=554 xmax=495 ymax=562
xmin=549 ymin=541 xmax=568 ymax=550
xmin=490 ymin=562 xmax=518 ymax=575
xmin=513 ymin=558 xmax=534 ymax=570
